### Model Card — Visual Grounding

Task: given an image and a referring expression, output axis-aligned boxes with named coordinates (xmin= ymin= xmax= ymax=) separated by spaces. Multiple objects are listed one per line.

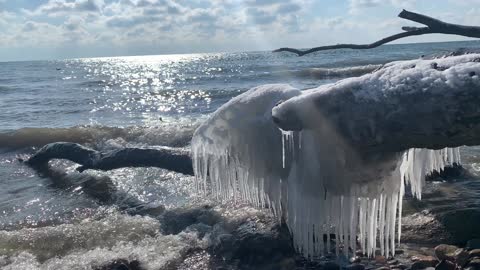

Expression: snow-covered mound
xmin=191 ymin=54 xmax=480 ymax=259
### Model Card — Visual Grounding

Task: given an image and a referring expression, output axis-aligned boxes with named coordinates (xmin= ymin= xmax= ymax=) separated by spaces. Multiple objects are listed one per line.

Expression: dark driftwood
xmin=25 ymin=142 xmax=194 ymax=176
xmin=274 ymin=10 xmax=480 ymax=56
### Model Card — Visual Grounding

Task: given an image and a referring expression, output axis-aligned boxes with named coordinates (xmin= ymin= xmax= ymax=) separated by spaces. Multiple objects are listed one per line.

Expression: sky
xmin=0 ymin=0 xmax=479 ymax=61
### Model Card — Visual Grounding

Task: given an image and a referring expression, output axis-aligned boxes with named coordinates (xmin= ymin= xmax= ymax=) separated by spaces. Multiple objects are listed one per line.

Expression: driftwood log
xmin=25 ymin=142 xmax=194 ymax=175
xmin=274 ymin=10 xmax=480 ymax=56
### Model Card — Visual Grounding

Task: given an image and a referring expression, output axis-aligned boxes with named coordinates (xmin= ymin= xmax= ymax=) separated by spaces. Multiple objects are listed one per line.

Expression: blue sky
xmin=0 ymin=0 xmax=479 ymax=61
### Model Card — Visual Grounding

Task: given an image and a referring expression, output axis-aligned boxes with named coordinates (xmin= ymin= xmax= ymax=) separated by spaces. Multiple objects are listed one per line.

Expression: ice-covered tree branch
xmin=273 ymin=10 xmax=480 ymax=56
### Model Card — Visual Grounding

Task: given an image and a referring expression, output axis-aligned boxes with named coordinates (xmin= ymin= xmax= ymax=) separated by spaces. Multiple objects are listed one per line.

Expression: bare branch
xmin=274 ymin=9 xmax=480 ymax=56
xmin=24 ymin=142 xmax=194 ymax=175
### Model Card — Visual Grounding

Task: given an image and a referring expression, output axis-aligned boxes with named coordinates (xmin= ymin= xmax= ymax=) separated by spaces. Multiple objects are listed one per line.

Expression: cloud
xmin=246 ymin=8 xmax=276 ymax=25
xmin=348 ymin=0 xmax=417 ymax=14
xmin=277 ymin=3 xmax=301 ymax=14
xmin=27 ymin=0 xmax=104 ymax=16
xmin=349 ymin=0 xmax=382 ymax=13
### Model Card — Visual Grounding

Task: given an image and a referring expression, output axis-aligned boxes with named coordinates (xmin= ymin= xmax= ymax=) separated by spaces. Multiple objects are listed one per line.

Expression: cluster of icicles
xmin=191 ymin=85 xmax=461 ymax=259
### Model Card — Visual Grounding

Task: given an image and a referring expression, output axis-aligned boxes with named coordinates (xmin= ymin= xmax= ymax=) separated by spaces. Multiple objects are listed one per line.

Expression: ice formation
xmin=191 ymin=54 xmax=480 ymax=259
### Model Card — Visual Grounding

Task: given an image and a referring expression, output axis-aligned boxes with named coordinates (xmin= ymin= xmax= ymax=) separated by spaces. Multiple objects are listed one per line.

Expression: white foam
xmin=0 ymin=209 xmax=205 ymax=270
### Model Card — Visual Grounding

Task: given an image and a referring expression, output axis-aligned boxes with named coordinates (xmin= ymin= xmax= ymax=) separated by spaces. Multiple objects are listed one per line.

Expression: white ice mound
xmin=192 ymin=84 xmax=301 ymax=213
xmin=191 ymin=54 xmax=473 ymax=259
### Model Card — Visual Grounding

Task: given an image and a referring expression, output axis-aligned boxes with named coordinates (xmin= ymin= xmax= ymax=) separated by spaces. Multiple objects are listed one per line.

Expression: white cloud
xmin=348 ymin=0 xmax=417 ymax=14
xmin=26 ymin=0 xmax=104 ymax=16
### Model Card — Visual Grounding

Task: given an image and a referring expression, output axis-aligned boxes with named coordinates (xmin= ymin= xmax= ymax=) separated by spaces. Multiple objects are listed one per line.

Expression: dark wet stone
xmin=278 ymin=258 xmax=295 ymax=270
xmin=440 ymin=212 xmax=480 ymax=245
xmin=346 ymin=264 xmax=366 ymax=270
xmin=410 ymin=256 xmax=438 ymax=270
xmin=96 ymin=259 xmax=143 ymax=270
xmin=469 ymin=249 xmax=480 ymax=259
xmin=435 ymin=260 xmax=455 ymax=270
xmin=434 ymin=244 xmax=458 ymax=261
xmin=467 ymin=239 xmax=480 ymax=250
xmin=160 ymin=205 xmax=221 ymax=235
xmin=212 ymin=220 xmax=295 ymax=267
xmin=454 ymin=248 xmax=470 ymax=266
xmin=388 ymin=259 xmax=399 ymax=265
xmin=396 ymin=264 xmax=408 ymax=269
xmin=321 ymin=261 xmax=340 ymax=270
xmin=351 ymin=256 xmax=362 ymax=263
xmin=375 ymin=255 xmax=387 ymax=264
xmin=466 ymin=258 xmax=480 ymax=270
xmin=374 ymin=267 xmax=389 ymax=270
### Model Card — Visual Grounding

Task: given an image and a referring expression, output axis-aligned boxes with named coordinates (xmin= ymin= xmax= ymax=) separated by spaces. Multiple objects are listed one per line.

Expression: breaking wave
xmin=0 ymin=210 xmax=205 ymax=270
xmin=0 ymin=123 xmax=198 ymax=150
xmin=291 ymin=64 xmax=382 ymax=79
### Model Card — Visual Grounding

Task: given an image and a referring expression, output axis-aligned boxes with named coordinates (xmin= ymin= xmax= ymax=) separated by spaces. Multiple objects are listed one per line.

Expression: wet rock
xmin=434 ymin=244 xmax=458 ymax=261
xmin=96 ymin=259 xmax=143 ymax=270
xmin=410 ymin=256 xmax=438 ymax=270
xmin=435 ymin=260 xmax=455 ymax=270
xmin=160 ymin=205 xmax=221 ymax=235
xmin=467 ymin=258 xmax=480 ymax=267
xmin=351 ymin=256 xmax=362 ymax=263
xmin=440 ymin=211 xmax=480 ymax=245
xmin=212 ymin=220 xmax=295 ymax=267
xmin=346 ymin=264 xmax=366 ymax=270
xmin=467 ymin=239 xmax=480 ymax=250
xmin=278 ymin=258 xmax=295 ymax=270
xmin=469 ymin=249 xmax=480 ymax=259
xmin=321 ymin=261 xmax=340 ymax=270
xmin=401 ymin=212 xmax=453 ymax=245
xmin=454 ymin=248 xmax=470 ymax=266
xmin=374 ymin=267 xmax=390 ymax=270
xmin=388 ymin=259 xmax=399 ymax=265
xmin=375 ymin=255 xmax=387 ymax=264
xmin=396 ymin=264 xmax=408 ymax=269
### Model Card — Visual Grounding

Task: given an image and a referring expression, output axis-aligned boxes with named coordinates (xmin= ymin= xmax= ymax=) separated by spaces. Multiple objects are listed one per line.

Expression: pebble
xmin=375 ymin=255 xmax=387 ymax=264
xmin=410 ymin=256 xmax=438 ymax=270
xmin=279 ymin=258 xmax=295 ymax=270
xmin=434 ymin=244 xmax=458 ymax=261
xmin=454 ymin=248 xmax=470 ymax=266
xmin=467 ymin=258 xmax=480 ymax=267
xmin=435 ymin=260 xmax=456 ymax=270
xmin=321 ymin=261 xmax=341 ymax=270
xmin=350 ymin=257 xmax=362 ymax=263
xmin=467 ymin=239 xmax=480 ymax=250
xmin=346 ymin=264 xmax=366 ymax=270
xmin=470 ymin=249 xmax=480 ymax=259
xmin=388 ymin=259 xmax=399 ymax=265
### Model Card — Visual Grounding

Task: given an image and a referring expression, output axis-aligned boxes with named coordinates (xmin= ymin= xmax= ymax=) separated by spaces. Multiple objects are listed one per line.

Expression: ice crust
xmin=191 ymin=56 xmax=469 ymax=258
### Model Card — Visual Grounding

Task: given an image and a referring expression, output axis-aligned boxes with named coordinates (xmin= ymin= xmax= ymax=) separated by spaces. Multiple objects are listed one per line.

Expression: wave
xmin=0 ymin=124 xmax=198 ymax=150
xmin=0 ymin=211 xmax=201 ymax=269
xmin=291 ymin=64 xmax=382 ymax=79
